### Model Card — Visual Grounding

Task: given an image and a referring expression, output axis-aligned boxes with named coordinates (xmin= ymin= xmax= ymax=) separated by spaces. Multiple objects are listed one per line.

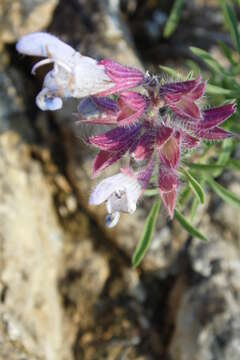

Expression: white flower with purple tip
xmin=89 ymin=171 xmax=142 ymax=228
xmin=16 ymin=32 xmax=144 ymax=111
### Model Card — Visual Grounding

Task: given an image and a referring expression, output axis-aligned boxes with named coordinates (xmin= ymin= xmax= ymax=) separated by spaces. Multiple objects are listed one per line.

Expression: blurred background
xmin=1 ymin=0 xmax=240 ymax=359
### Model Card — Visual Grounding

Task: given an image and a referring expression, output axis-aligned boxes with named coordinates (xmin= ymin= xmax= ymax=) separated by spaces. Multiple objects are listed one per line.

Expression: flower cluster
xmin=17 ymin=32 xmax=236 ymax=227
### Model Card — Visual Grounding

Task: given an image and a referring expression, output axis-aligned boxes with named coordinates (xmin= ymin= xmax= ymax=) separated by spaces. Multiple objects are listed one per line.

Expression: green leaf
xmin=143 ymin=189 xmax=159 ymax=197
xmin=184 ymin=162 xmax=227 ymax=172
xmin=132 ymin=199 xmax=161 ymax=268
xmin=190 ymin=46 xmax=224 ymax=73
xmin=213 ymin=139 xmax=234 ymax=177
xmin=207 ymin=176 xmax=240 ymax=208
xmin=178 ymin=186 xmax=191 ymax=208
xmin=174 ymin=209 xmax=207 ymax=241
xmin=186 ymin=60 xmax=201 ymax=76
xmin=229 ymin=159 xmax=240 ymax=171
xmin=219 ymin=0 xmax=240 ymax=53
xmin=205 ymin=83 xmax=235 ymax=96
xmin=180 ymin=168 xmax=205 ymax=204
xmin=189 ymin=196 xmax=200 ymax=222
xmin=163 ymin=0 xmax=184 ymax=38
xmin=218 ymin=40 xmax=237 ymax=66
xmin=159 ymin=65 xmax=182 ymax=79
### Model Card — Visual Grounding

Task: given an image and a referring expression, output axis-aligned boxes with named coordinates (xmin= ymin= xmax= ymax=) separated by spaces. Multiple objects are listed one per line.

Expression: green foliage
xmin=174 ymin=209 xmax=207 ymax=241
xmin=206 ymin=176 xmax=240 ymax=208
xmin=163 ymin=0 xmax=185 ymax=38
xmin=180 ymin=167 xmax=205 ymax=204
xmin=190 ymin=46 xmax=225 ymax=74
xmin=219 ymin=0 xmax=240 ymax=53
xmin=132 ymin=199 xmax=161 ymax=267
xmin=159 ymin=65 xmax=182 ymax=79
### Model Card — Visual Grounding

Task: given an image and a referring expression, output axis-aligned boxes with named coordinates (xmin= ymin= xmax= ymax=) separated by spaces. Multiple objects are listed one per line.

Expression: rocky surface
xmin=169 ymin=239 xmax=240 ymax=360
xmin=0 ymin=0 xmax=240 ymax=359
xmin=0 ymin=0 xmax=58 ymax=47
xmin=0 ymin=132 xmax=66 ymax=360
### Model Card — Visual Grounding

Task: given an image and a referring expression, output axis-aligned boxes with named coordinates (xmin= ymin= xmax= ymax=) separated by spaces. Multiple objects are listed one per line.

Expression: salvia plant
xmin=16 ymin=0 xmax=240 ymax=266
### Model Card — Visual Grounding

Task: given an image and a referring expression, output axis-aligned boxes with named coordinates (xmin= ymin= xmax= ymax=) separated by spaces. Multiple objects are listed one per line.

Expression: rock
xmin=169 ymin=239 xmax=240 ymax=360
xmin=0 ymin=0 xmax=58 ymax=46
xmin=48 ymin=0 xmax=142 ymax=68
xmin=0 ymin=132 xmax=68 ymax=360
xmin=0 ymin=67 xmax=35 ymax=140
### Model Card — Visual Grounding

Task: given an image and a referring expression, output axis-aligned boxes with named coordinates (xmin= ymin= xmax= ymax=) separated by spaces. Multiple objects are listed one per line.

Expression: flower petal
xmin=131 ymin=130 xmax=155 ymax=161
xmin=73 ymin=57 xmax=114 ymax=97
xmin=106 ymin=185 xmax=140 ymax=214
xmin=105 ymin=212 xmax=120 ymax=228
xmin=97 ymin=59 xmax=144 ymax=96
xmin=89 ymin=173 xmax=126 ymax=205
xmin=170 ymin=98 xmax=202 ymax=120
xmin=161 ymin=77 xmax=205 ymax=120
xmin=156 ymin=126 xmax=173 ymax=148
xmin=199 ymin=104 xmax=236 ymax=130
xmin=76 ymin=97 xmax=118 ymax=125
xmin=117 ymin=92 xmax=148 ymax=126
xmin=188 ymin=81 xmax=206 ymax=100
xmin=89 ymin=124 xmax=141 ymax=151
xmin=195 ymin=127 xmax=233 ymax=140
xmin=161 ymin=77 xmax=202 ymax=97
xmin=92 ymin=96 xmax=119 ymax=113
xmin=158 ymin=130 xmax=181 ymax=168
xmin=181 ymin=132 xmax=200 ymax=149
xmin=93 ymin=150 xmax=126 ymax=177
xmin=16 ymin=32 xmax=76 ymax=63
xmin=36 ymin=89 xmax=63 ymax=111
xmin=90 ymin=171 xmax=141 ymax=214
xmin=137 ymin=159 xmax=154 ymax=189
xmin=158 ymin=166 xmax=178 ymax=218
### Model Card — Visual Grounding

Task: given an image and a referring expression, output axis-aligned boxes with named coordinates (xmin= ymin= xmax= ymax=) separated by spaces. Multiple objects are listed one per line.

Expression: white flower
xmin=89 ymin=172 xmax=142 ymax=228
xmin=16 ymin=32 xmax=113 ymax=110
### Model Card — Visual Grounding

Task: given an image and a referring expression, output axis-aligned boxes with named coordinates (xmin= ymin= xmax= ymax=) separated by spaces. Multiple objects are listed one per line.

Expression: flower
xmin=17 ymin=32 xmax=238 ymax=227
xmin=160 ymin=76 xmax=206 ymax=120
xmin=16 ymin=32 xmax=145 ymax=111
xmin=89 ymin=170 xmax=142 ymax=227
xmin=88 ymin=102 xmax=235 ymax=217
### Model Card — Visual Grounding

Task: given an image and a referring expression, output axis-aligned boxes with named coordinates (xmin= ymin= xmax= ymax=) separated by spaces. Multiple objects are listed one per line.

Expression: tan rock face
xmin=0 ymin=132 xmax=65 ymax=360
xmin=169 ymin=240 xmax=240 ymax=360
xmin=0 ymin=0 xmax=58 ymax=46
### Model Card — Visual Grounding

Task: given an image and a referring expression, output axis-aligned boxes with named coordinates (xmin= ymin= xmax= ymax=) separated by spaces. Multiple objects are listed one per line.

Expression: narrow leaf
xmin=186 ymin=59 xmax=201 ymax=76
xmin=219 ymin=0 xmax=240 ymax=53
xmin=207 ymin=176 xmax=240 ymax=208
xmin=218 ymin=40 xmax=237 ymax=65
xmin=143 ymin=189 xmax=159 ymax=197
xmin=190 ymin=46 xmax=224 ymax=73
xmin=178 ymin=186 xmax=191 ymax=208
xmin=184 ymin=162 xmax=227 ymax=172
xmin=180 ymin=168 xmax=205 ymax=204
xmin=213 ymin=138 xmax=234 ymax=177
xmin=159 ymin=65 xmax=182 ymax=79
xmin=174 ymin=209 xmax=207 ymax=241
xmin=132 ymin=199 xmax=161 ymax=267
xmin=163 ymin=0 xmax=185 ymax=38
xmin=229 ymin=159 xmax=240 ymax=171
xmin=189 ymin=196 xmax=200 ymax=222
xmin=205 ymin=84 xmax=234 ymax=96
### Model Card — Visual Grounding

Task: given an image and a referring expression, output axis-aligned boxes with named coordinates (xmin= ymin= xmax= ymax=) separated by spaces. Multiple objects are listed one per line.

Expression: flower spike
xmin=17 ymin=31 xmax=238 ymax=228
